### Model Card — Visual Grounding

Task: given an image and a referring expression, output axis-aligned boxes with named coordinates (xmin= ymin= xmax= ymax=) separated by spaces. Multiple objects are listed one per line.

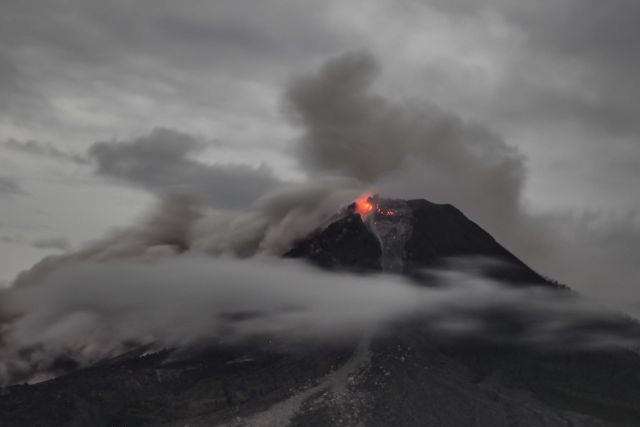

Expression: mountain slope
xmin=1 ymin=197 xmax=639 ymax=427
xmin=287 ymin=197 xmax=551 ymax=286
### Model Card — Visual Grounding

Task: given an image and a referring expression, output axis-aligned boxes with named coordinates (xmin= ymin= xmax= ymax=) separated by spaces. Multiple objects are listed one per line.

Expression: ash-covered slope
xmin=2 ymin=198 xmax=640 ymax=427
xmin=287 ymin=196 xmax=550 ymax=286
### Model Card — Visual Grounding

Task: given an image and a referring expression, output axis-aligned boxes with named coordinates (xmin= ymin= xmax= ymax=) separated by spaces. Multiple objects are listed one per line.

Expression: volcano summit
xmin=288 ymin=195 xmax=550 ymax=286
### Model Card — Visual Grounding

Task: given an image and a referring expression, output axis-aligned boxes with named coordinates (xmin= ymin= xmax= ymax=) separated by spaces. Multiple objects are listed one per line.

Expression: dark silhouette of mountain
xmin=287 ymin=197 xmax=550 ymax=286
xmin=286 ymin=211 xmax=382 ymax=272
xmin=2 ymin=197 xmax=640 ymax=427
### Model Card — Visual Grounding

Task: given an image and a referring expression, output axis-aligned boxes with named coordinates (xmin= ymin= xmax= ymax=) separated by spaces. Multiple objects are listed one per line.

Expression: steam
xmin=2 ymin=256 xmax=638 ymax=385
xmin=11 ymin=178 xmax=361 ymax=288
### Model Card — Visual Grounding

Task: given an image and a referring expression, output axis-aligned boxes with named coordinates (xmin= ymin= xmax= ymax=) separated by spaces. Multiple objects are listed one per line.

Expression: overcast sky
xmin=1 ymin=0 xmax=639 ymax=291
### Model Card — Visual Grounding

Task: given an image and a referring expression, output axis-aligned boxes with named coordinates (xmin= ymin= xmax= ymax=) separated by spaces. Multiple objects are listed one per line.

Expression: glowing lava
xmin=355 ymin=193 xmax=375 ymax=217
xmin=377 ymin=207 xmax=396 ymax=216
xmin=354 ymin=193 xmax=398 ymax=218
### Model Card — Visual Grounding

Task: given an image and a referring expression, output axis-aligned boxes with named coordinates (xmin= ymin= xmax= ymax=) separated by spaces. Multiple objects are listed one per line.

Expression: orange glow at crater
xmin=355 ymin=193 xmax=374 ymax=217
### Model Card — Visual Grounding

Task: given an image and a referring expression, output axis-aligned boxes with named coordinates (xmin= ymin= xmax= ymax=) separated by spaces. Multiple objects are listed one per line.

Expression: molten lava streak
xmin=355 ymin=193 xmax=374 ymax=217
xmin=355 ymin=193 xmax=397 ymax=218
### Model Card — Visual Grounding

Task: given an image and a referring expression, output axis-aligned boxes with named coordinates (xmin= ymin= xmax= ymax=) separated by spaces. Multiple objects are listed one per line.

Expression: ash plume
xmin=0 ymin=176 xmax=23 ymax=197
xmin=286 ymin=52 xmax=524 ymax=228
xmin=11 ymin=177 xmax=361 ymax=288
xmin=287 ymin=51 xmax=640 ymax=313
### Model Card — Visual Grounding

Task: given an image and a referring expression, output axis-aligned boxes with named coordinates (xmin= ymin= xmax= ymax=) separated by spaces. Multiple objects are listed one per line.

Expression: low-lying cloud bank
xmin=1 ymin=256 xmax=638 ymax=385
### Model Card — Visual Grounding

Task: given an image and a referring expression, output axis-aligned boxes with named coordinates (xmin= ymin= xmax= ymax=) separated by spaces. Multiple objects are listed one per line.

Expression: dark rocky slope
xmin=2 ymin=197 xmax=640 ymax=427
xmin=287 ymin=197 xmax=550 ymax=286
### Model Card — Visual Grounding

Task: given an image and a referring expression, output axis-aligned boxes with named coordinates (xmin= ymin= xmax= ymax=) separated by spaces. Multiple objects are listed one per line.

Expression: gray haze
xmin=3 ymin=139 xmax=87 ymax=164
xmin=2 ymin=256 xmax=637 ymax=385
xmin=88 ymin=128 xmax=281 ymax=209
xmin=32 ymin=237 xmax=70 ymax=251
xmin=2 ymin=0 xmax=639 ymax=284
xmin=0 ymin=176 xmax=23 ymax=197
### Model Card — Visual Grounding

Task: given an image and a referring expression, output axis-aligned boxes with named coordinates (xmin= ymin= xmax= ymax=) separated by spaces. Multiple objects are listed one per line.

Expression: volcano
xmin=2 ymin=198 xmax=640 ymax=427
xmin=287 ymin=195 xmax=551 ymax=285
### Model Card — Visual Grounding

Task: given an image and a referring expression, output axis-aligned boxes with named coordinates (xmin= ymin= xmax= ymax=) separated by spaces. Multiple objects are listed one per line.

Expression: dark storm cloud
xmin=32 ymin=237 xmax=70 ymax=251
xmin=0 ymin=176 xmax=24 ymax=197
xmin=529 ymin=212 xmax=640 ymax=308
xmin=88 ymin=128 xmax=281 ymax=209
xmin=3 ymin=139 xmax=87 ymax=164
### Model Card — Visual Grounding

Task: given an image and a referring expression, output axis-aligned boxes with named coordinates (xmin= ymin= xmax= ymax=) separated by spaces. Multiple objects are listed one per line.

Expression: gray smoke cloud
xmin=1 ymin=256 xmax=638 ymax=385
xmin=88 ymin=128 xmax=282 ymax=210
xmin=286 ymin=51 xmax=529 ymax=258
xmin=286 ymin=51 xmax=640 ymax=312
xmin=287 ymin=52 xmax=523 ymax=203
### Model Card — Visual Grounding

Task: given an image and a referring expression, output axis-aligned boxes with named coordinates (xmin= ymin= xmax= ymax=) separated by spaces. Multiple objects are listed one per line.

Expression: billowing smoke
xmin=88 ymin=128 xmax=282 ymax=210
xmin=287 ymin=51 xmax=640 ymax=313
xmin=2 ymin=256 xmax=638 ymax=385
xmin=287 ymin=51 xmax=525 ymax=232
xmin=11 ymin=177 xmax=362 ymax=288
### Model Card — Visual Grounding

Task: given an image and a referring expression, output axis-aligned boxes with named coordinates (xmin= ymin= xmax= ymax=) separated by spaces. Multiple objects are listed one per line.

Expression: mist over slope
xmin=2 ymin=197 xmax=639 ymax=387
xmin=2 ymin=198 xmax=640 ymax=426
